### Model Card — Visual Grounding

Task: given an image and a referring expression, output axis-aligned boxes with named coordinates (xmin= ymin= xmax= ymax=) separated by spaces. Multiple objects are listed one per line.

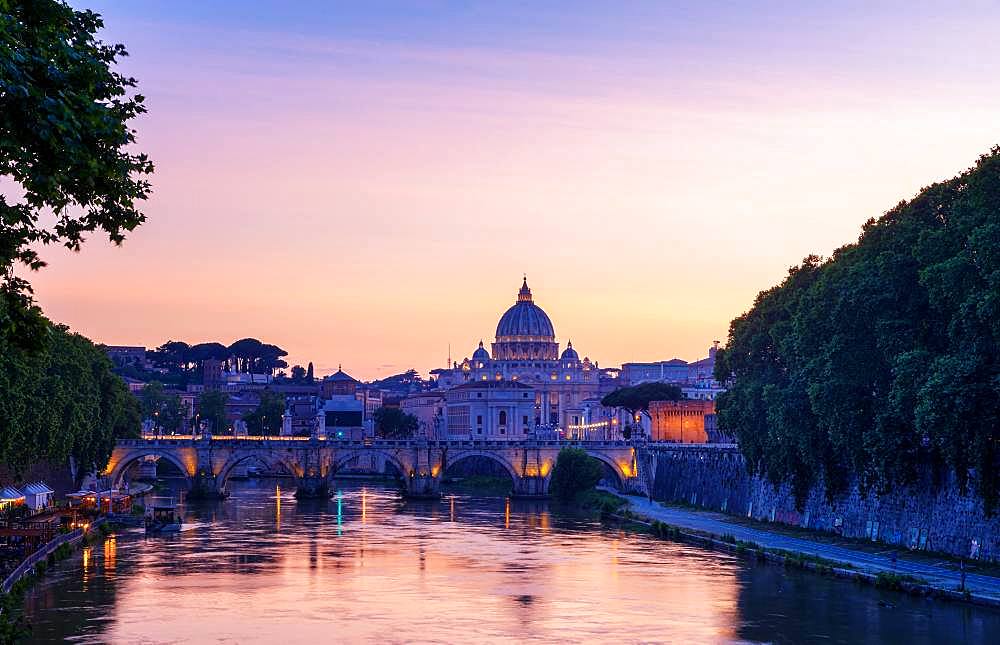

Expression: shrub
xmin=548 ymin=448 xmax=604 ymax=501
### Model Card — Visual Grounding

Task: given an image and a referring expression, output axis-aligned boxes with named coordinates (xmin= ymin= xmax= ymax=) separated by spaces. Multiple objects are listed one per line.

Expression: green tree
xmin=1 ymin=0 xmax=153 ymax=348
xmin=306 ymin=362 xmax=314 ymax=383
xmin=243 ymin=390 xmax=285 ymax=435
xmin=0 ymin=298 xmax=140 ymax=478
xmin=602 ymin=383 xmax=684 ymax=416
xmin=158 ymin=395 xmax=186 ymax=434
xmin=290 ymin=365 xmax=307 ymax=383
xmin=140 ymin=381 xmax=167 ymax=419
xmin=373 ymin=407 xmax=419 ymax=439
xmin=548 ymin=447 xmax=604 ymax=501
xmin=198 ymin=390 xmax=229 ymax=434
xmin=715 ymin=147 xmax=1000 ymax=512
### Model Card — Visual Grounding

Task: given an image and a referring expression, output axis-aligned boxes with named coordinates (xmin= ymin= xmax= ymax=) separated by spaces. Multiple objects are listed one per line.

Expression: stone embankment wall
xmin=649 ymin=445 xmax=1000 ymax=561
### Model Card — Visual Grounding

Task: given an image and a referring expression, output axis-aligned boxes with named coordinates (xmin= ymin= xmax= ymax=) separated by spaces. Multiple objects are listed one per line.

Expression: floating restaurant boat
xmin=144 ymin=502 xmax=182 ymax=534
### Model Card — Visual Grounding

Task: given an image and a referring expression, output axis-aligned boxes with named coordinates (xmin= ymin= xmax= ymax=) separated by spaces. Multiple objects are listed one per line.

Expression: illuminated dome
xmin=472 ymin=341 xmax=490 ymax=362
xmin=492 ymin=278 xmax=559 ymax=361
xmin=560 ymin=341 xmax=579 ymax=361
xmin=495 ymin=278 xmax=555 ymax=340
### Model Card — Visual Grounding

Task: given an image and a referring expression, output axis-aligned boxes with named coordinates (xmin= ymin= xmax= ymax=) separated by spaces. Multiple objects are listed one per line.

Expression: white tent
xmin=22 ymin=482 xmax=54 ymax=511
xmin=0 ymin=485 xmax=25 ymax=512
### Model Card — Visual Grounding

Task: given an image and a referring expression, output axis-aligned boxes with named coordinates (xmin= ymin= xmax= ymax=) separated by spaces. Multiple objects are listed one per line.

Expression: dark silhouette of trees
xmin=0 ymin=303 xmax=141 ymax=478
xmin=243 ymin=390 xmax=286 ymax=435
xmin=548 ymin=448 xmax=603 ymax=501
xmin=373 ymin=408 xmax=419 ymax=439
xmin=198 ymin=390 xmax=229 ymax=434
xmin=601 ymin=383 xmax=684 ymax=415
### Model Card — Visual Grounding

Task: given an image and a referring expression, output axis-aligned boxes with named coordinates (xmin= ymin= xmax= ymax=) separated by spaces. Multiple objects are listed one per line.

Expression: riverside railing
xmin=0 ymin=518 xmax=105 ymax=594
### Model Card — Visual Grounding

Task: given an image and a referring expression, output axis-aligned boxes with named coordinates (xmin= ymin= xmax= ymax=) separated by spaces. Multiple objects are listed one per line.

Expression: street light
xmin=262 ymin=415 xmax=267 ymax=440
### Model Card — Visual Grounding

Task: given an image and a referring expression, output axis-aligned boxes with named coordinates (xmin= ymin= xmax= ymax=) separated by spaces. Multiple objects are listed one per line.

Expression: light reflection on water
xmin=22 ymin=480 xmax=1000 ymax=644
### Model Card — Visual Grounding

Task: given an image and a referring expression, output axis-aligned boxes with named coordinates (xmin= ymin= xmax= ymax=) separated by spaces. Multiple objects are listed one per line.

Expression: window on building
xmin=499 ymin=411 xmax=507 ymax=426
xmin=522 ymin=415 xmax=528 ymax=425
xmin=477 ymin=415 xmax=483 ymax=425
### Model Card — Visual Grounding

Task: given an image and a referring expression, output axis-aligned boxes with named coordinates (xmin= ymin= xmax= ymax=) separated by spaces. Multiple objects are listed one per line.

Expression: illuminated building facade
xmin=649 ymin=400 xmax=715 ymax=443
xmin=437 ymin=278 xmax=602 ymax=432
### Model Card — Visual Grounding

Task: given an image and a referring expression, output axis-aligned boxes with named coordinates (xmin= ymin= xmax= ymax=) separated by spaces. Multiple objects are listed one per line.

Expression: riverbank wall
xmin=0 ymin=518 xmax=106 ymax=594
xmin=648 ymin=445 xmax=1000 ymax=561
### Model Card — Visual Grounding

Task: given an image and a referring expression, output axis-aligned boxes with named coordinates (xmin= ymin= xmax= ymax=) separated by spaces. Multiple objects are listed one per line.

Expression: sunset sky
xmin=24 ymin=1 xmax=1000 ymax=380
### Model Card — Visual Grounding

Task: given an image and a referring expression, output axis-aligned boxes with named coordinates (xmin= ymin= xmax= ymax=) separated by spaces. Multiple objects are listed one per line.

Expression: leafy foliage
xmin=601 ymin=382 xmax=684 ymax=413
xmin=242 ymin=390 xmax=285 ymax=435
xmin=144 ymin=337 xmax=289 ymax=379
xmin=198 ymin=390 xmax=229 ymax=433
xmin=0 ymin=294 xmax=140 ymax=478
xmin=548 ymin=447 xmax=603 ymax=501
xmin=715 ymin=147 xmax=1000 ymax=511
xmin=1 ymin=0 xmax=153 ymax=347
xmin=373 ymin=407 xmax=419 ymax=439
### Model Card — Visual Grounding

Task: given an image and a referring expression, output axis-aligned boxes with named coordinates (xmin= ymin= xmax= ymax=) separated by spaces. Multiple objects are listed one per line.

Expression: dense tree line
xmin=715 ymin=148 xmax=1000 ymax=511
xmin=144 ymin=338 xmax=289 ymax=376
xmin=0 ymin=295 xmax=141 ymax=479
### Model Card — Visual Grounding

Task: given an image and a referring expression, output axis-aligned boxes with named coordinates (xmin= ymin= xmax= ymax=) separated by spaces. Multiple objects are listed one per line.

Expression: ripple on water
xmin=19 ymin=481 xmax=1000 ymax=644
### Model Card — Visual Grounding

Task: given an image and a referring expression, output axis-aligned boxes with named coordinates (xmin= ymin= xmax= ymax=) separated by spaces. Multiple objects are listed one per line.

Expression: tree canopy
xmin=1 ymin=0 xmax=153 ymax=347
xmin=715 ymin=147 xmax=1000 ymax=511
xmin=548 ymin=448 xmax=604 ymax=501
xmin=198 ymin=390 xmax=229 ymax=433
xmin=145 ymin=337 xmax=289 ymax=378
xmin=601 ymin=382 xmax=684 ymax=414
xmin=0 ymin=294 xmax=140 ymax=478
xmin=373 ymin=407 xmax=419 ymax=439
xmin=243 ymin=390 xmax=285 ymax=435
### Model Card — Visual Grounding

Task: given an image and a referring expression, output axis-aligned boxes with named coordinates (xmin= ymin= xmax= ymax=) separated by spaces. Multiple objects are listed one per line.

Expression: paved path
xmin=615 ymin=492 xmax=1000 ymax=601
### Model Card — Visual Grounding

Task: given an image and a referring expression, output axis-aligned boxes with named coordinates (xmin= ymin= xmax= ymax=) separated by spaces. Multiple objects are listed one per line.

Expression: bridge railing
xmin=115 ymin=436 xmax=738 ymax=451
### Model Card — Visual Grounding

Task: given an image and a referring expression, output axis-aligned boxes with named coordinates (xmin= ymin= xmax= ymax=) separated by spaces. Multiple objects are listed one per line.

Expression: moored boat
xmin=144 ymin=502 xmax=182 ymax=533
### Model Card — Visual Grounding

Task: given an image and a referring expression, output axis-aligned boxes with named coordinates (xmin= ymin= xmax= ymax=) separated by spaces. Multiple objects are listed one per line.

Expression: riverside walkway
xmin=616 ymin=492 xmax=1000 ymax=605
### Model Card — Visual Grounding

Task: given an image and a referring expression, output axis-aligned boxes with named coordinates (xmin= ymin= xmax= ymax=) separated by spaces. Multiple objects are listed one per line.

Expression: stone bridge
xmin=104 ymin=436 xmax=644 ymax=499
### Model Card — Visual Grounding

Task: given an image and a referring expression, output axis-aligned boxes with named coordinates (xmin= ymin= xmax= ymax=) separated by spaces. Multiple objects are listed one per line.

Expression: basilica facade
xmin=436 ymin=278 xmax=603 ymax=436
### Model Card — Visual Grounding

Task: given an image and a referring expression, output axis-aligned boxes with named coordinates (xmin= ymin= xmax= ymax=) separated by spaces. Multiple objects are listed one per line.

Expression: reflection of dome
xmin=472 ymin=340 xmax=490 ymax=362
xmin=560 ymin=340 xmax=578 ymax=360
xmin=495 ymin=277 xmax=555 ymax=340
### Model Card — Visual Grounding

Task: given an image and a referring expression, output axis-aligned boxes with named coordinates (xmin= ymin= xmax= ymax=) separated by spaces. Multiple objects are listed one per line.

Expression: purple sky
xmin=25 ymin=1 xmax=1000 ymax=379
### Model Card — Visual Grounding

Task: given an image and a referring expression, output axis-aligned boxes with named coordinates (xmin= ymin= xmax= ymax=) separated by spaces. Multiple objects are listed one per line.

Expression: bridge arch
xmin=582 ymin=450 xmax=629 ymax=489
xmin=216 ymin=453 xmax=301 ymax=494
xmin=331 ymin=450 xmax=410 ymax=480
xmin=107 ymin=449 xmax=195 ymax=489
xmin=443 ymin=450 xmax=520 ymax=484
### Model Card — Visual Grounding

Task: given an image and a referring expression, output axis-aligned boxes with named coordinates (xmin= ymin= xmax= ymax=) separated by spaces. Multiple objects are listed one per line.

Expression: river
xmin=21 ymin=480 xmax=1000 ymax=643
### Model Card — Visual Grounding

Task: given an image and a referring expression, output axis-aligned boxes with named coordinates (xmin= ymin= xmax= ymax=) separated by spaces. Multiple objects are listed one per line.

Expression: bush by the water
xmin=549 ymin=448 xmax=603 ymax=501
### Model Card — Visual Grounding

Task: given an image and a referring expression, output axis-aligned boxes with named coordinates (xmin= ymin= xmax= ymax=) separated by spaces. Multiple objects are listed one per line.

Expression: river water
xmin=21 ymin=480 xmax=1000 ymax=644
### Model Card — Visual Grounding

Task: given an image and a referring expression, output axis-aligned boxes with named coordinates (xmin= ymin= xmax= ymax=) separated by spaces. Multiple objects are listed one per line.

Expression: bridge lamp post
xmin=262 ymin=415 xmax=268 ymax=440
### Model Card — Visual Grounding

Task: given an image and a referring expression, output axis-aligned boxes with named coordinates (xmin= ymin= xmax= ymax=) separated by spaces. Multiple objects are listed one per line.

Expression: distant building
xmin=649 ymin=400 xmax=715 ymax=443
xmin=445 ymin=380 xmax=537 ymax=440
xmin=401 ymin=391 xmax=447 ymax=439
xmin=121 ymin=376 xmax=146 ymax=393
xmin=203 ymin=358 xmax=224 ymax=389
xmin=105 ymin=345 xmax=146 ymax=368
xmin=318 ymin=367 xmax=368 ymax=439
xmin=621 ymin=341 xmax=721 ymax=387
xmin=436 ymin=278 xmax=602 ymax=431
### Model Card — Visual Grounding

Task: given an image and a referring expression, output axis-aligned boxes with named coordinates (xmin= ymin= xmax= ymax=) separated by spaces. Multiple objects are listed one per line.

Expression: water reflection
xmin=21 ymin=479 xmax=1000 ymax=644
